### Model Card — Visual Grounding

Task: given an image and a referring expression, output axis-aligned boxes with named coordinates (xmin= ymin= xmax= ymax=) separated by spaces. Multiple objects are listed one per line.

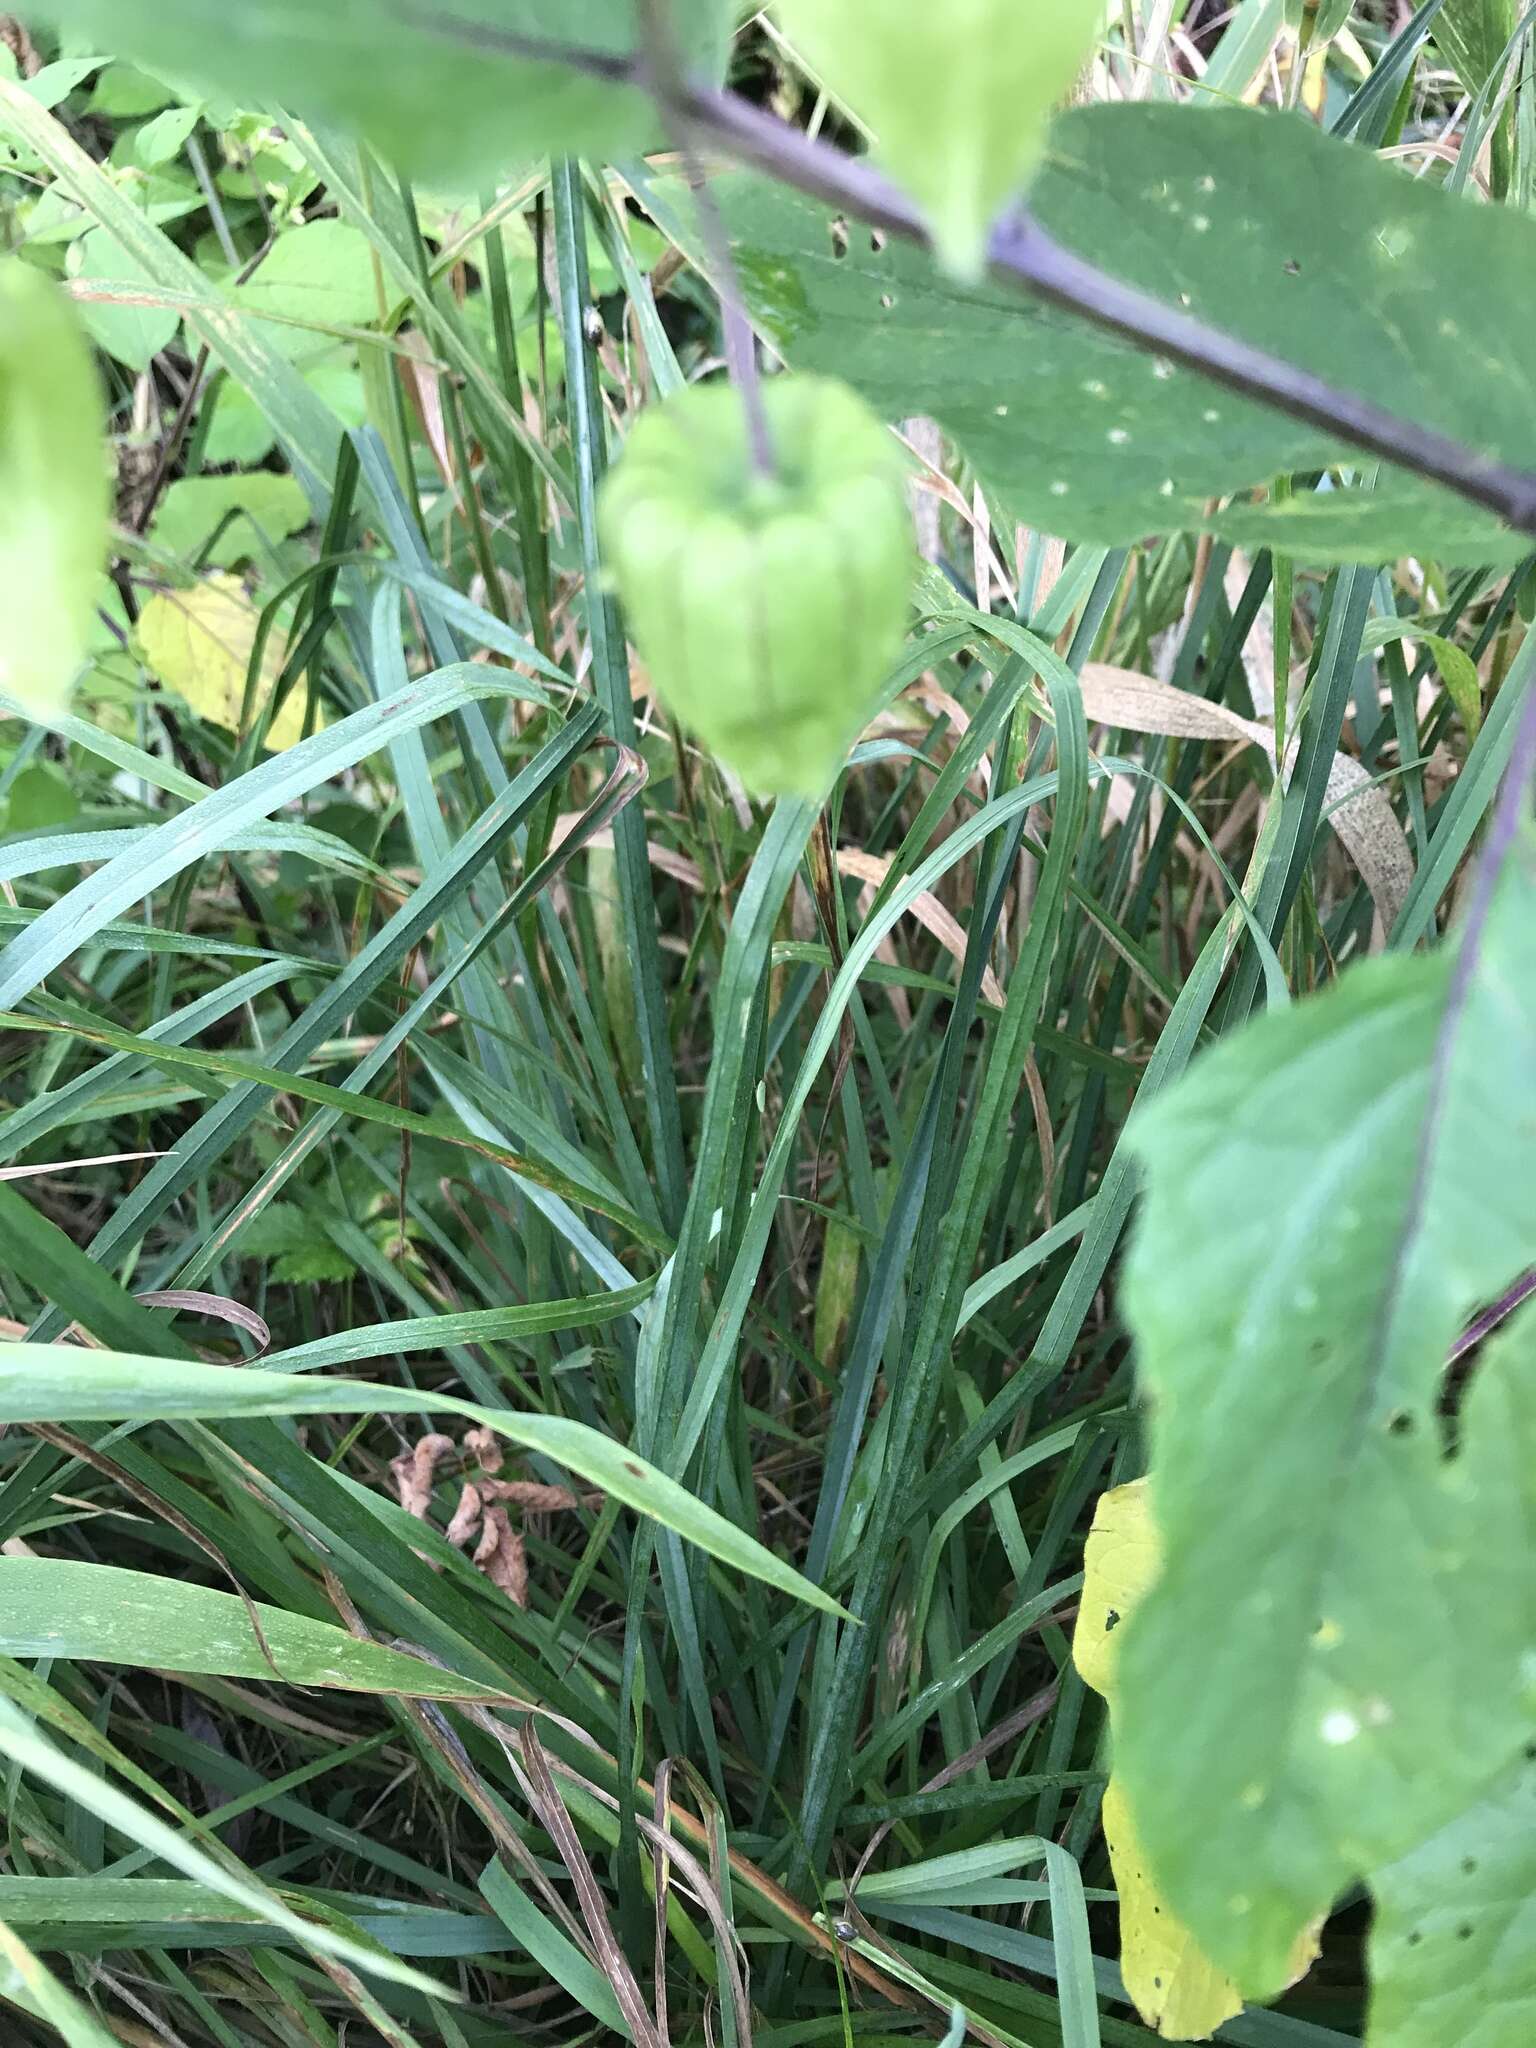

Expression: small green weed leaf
xmin=66 ymin=225 xmax=181 ymax=368
xmin=151 ymin=471 xmax=310 ymax=567
xmin=717 ymin=102 xmax=1536 ymax=562
xmin=0 ymin=1558 xmax=508 ymax=1697
xmin=27 ymin=1 xmax=729 ymax=180
xmin=0 ymin=1345 xmax=850 ymax=1619
xmin=0 ymin=259 xmax=107 ymax=721
xmin=776 ymin=0 xmax=1099 ymax=279
xmin=1116 ymin=824 xmax=1536 ymax=1994
xmin=1367 ymin=1751 xmax=1536 ymax=2045
xmin=599 ymin=374 xmax=914 ymax=797
xmin=233 ymin=218 xmax=381 ymax=357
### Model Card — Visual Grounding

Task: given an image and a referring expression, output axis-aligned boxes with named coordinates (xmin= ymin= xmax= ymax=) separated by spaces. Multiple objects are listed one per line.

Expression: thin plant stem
xmin=635 ymin=0 xmax=775 ymax=475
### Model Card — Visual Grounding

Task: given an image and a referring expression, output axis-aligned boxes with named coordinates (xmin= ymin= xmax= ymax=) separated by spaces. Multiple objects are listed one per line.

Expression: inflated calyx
xmin=777 ymin=0 xmax=1100 ymax=279
xmin=599 ymin=374 xmax=913 ymax=799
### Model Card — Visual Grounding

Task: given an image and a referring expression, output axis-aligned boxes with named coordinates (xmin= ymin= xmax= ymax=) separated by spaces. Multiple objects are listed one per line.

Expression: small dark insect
xmin=583 ymin=305 xmax=606 ymax=348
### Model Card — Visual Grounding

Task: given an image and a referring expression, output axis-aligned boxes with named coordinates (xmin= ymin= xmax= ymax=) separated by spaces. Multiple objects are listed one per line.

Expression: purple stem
xmin=1449 ymin=1271 xmax=1536 ymax=1364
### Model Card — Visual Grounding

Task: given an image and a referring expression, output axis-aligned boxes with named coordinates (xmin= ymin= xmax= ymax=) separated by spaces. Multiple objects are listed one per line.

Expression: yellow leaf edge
xmin=1073 ymin=1479 xmax=1320 ymax=2041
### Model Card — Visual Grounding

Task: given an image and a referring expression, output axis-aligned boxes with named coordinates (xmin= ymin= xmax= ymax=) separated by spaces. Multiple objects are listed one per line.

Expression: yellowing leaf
xmin=1074 ymin=1476 xmax=1159 ymax=1701
xmin=0 ymin=259 xmax=108 ymax=721
xmin=1101 ymin=1777 xmax=1241 ymax=2042
xmin=136 ymin=574 xmax=310 ymax=750
xmin=1075 ymin=1481 xmax=1320 ymax=2040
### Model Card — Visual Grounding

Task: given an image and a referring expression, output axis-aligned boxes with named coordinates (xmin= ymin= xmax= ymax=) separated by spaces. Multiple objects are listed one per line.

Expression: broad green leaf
xmin=0 ymin=259 xmax=107 ymax=720
xmin=1074 ymin=1482 xmax=1318 ymax=2042
xmin=715 ymin=102 xmax=1536 ymax=562
xmin=0 ymin=1346 xmax=849 ymax=1619
xmin=27 ymin=2 xmax=729 ymax=181
xmin=1367 ymin=1748 xmax=1536 ymax=2048
xmin=138 ymin=573 xmax=310 ymax=748
xmin=0 ymin=1558 xmax=509 ymax=1697
xmin=776 ymin=0 xmax=1099 ymax=280
xmin=1116 ymin=826 xmax=1536 ymax=1993
xmin=599 ymin=374 xmax=914 ymax=796
xmin=1362 ymin=1302 xmax=1536 ymax=2045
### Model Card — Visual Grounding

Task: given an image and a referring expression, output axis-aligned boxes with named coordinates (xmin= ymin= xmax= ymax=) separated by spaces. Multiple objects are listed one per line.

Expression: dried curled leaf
xmin=600 ymin=374 xmax=914 ymax=798
xmin=391 ymin=1434 xmax=456 ymax=1520
xmin=0 ymin=259 xmax=107 ymax=721
xmin=474 ymin=1506 xmax=529 ymax=1607
xmin=777 ymin=0 xmax=1100 ymax=278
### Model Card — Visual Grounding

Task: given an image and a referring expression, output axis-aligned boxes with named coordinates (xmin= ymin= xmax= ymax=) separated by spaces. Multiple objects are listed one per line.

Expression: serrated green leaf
xmin=26 ymin=1 xmax=729 ymax=181
xmin=1115 ymin=825 xmax=1536 ymax=1994
xmin=777 ymin=0 xmax=1099 ymax=280
xmin=273 ymin=1242 xmax=358 ymax=1284
xmin=715 ymin=101 xmax=1536 ymax=562
xmin=0 ymin=259 xmax=108 ymax=720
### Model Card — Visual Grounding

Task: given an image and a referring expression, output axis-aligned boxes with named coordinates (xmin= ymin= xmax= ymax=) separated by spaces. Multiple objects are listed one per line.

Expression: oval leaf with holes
xmin=709 ymin=100 xmax=1536 ymax=562
xmin=1367 ymin=1738 xmax=1536 ymax=2047
xmin=600 ymin=374 xmax=914 ymax=797
xmin=0 ymin=259 xmax=107 ymax=721
xmin=1114 ymin=824 xmax=1536 ymax=1995
xmin=777 ymin=0 xmax=1099 ymax=280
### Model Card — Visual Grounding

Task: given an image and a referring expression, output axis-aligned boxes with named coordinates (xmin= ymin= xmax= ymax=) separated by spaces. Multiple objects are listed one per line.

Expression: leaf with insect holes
xmin=0 ymin=260 xmax=107 ymax=722
xmin=1367 ymin=1736 xmax=1536 ymax=2046
xmin=1075 ymin=1482 xmax=1319 ymax=2042
xmin=777 ymin=0 xmax=1099 ymax=280
xmin=22 ymin=1 xmax=730 ymax=182
xmin=599 ymin=374 xmax=914 ymax=798
xmin=708 ymin=100 xmax=1536 ymax=563
xmin=1115 ymin=824 xmax=1536 ymax=1996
